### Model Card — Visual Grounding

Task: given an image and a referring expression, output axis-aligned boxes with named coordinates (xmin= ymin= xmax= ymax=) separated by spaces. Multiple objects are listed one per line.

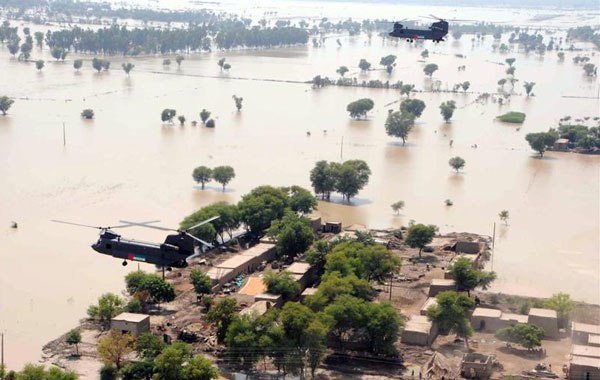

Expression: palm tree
xmin=499 ymin=210 xmax=509 ymax=225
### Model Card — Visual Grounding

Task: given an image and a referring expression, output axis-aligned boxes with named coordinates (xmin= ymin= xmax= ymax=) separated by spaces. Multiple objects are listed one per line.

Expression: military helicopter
xmin=52 ymin=216 xmax=219 ymax=268
xmin=389 ymin=15 xmax=450 ymax=43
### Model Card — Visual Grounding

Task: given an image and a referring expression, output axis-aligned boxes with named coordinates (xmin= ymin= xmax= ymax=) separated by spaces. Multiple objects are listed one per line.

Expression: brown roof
xmin=571 ymin=355 xmax=600 ymax=368
xmin=472 ymin=307 xmax=502 ymax=318
xmin=571 ymin=344 xmax=600 ymax=359
xmin=528 ymin=308 xmax=557 ymax=319
xmin=573 ymin=322 xmax=600 ymax=335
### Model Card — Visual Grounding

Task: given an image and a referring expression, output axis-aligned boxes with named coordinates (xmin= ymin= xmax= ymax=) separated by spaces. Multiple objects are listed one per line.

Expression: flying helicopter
xmin=51 ymin=216 xmax=219 ymax=269
xmin=388 ymin=15 xmax=451 ymax=43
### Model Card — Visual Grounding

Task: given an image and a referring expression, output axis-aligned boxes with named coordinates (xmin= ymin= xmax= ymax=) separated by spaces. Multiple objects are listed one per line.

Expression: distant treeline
xmin=568 ymin=26 xmax=600 ymax=49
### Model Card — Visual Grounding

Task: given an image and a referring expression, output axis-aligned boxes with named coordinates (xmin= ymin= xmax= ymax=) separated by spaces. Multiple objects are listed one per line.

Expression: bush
xmin=81 ymin=109 xmax=94 ymax=119
xmin=263 ymin=271 xmax=301 ymax=299
xmin=498 ymin=111 xmax=526 ymax=123
xmin=100 ymin=364 xmax=118 ymax=380
xmin=490 ymin=294 xmax=500 ymax=305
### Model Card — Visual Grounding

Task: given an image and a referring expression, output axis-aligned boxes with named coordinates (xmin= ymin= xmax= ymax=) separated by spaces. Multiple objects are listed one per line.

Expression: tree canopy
xmin=400 ymin=98 xmax=426 ymax=118
xmin=263 ymin=270 xmax=301 ymax=299
xmin=212 ymin=166 xmax=235 ymax=191
xmin=449 ymin=156 xmax=466 ymax=173
xmin=0 ymin=96 xmax=15 ymax=115
xmin=192 ymin=166 xmax=212 ymax=189
xmin=346 ymin=98 xmax=374 ymax=119
xmin=385 ymin=110 xmax=415 ymax=145
xmin=440 ymin=100 xmax=456 ymax=122
xmin=405 ymin=224 xmax=438 ymax=257
xmin=495 ymin=324 xmax=544 ymax=349
xmin=423 ymin=63 xmax=439 ymax=77
xmin=448 ymin=256 xmax=496 ymax=295
xmin=238 ymin=185 xmax=289 ymax=234
xmin=525 ymin=131 xmax=558 ymax=157
xmin=427 ymin=291 xmax=475 ymax=347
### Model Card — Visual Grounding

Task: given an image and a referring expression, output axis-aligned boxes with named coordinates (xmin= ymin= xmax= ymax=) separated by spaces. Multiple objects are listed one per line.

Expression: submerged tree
xmin=358 ymin=58 xmax=371 ymax=72
xmin=178 ymin=115 xmax=186 ymax=126
xmin=81 ymin=109 xmax=95 ymax=119
xmin=212 ymin=166 xmax=235 ymax=191
xmin=336 ymin=65 xmax=349 ymax=77
xmin=217 ymin=57 xmax=226 ymax=70
xmin=0 ymin=96 xmax=15 ymax=115
xmin=175 ymin=54 xmax=185 ymax=68
xmin=449 ymin=156 xmax=466 ymax=173
xmin=161 ymin=109 xmax=177 ymax=124
xmin=523 ymin=81 xmax=535 ymax=96
xmin=499 ymin=210 xmax=509 ymax=224
xmin=391 ymin=201 xmax=405 ymax=215
xmin=200 ymin=109 xmax=211 ymax=124
xmin=192 ymin=166 xmax=212 ymax=189
xmin=440 ymin=100 xmax=457 ymax=122
xmin=423 ymin=63 xmax=439 ymax=77
xmin=346 ymin=98 xmax=374 ymax=119
xmin=400 ymin=98 xmax=426 ymax=118
xmin=35 ymin=59 xmax=44 ymax=71
xmin=385 ymin=110 xmax=415 ymax=145
xmin=525 ymin=131 xmax=558 ymax=157
xmin=232 ymin=95 xmax=243 ymax=111
xmin=73 ymin=59 xmax=83 ymax=71
xmin=121 ymin=62 xmax=135 ymax=76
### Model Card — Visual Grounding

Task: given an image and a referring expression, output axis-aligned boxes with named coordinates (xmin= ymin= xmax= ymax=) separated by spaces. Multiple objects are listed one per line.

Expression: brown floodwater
xmin=0 ymin=20 xmax=599 ymax=368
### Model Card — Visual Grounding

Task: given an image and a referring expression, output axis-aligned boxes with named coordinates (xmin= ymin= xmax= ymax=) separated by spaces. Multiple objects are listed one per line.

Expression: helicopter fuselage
xmin=91 ymin=230 xmax=194 ymax=268
xmin=389 ymin=21 xmax=448 ymax=42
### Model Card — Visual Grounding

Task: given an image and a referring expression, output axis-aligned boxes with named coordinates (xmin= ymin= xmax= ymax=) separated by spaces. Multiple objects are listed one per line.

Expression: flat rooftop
xmin=501 ymin=313 xmax=529 ymax=324
xmin=404 ymin=315 xmax=433 ymax=334
xmin=571 ymin=344 xmax=600 ymax=359
xmin=243 ymin=243 xmax=276 ymax=258
xmin=421 ymin=297 xmax=438 ymax=312
xmin=571 ymin=355 xmax=600 ymax=368
xmin=529 ymin=308 xmax=557 ymax=319
xmin=472 ymin=307 xmax=502 ymax=318
xmin=113 ymin=312 xmax=149 ymax=323
xmin=589 ymin=334 xmax=600 ymax=346
xmin=431 ymin=278 xmax=456 ymax=286
xmin=286 ymin=262 xmax=311 ymax=275
xmin=573 ymin=322 xmax=600 ymax=335
xmin=240 ymin=300 xmax=271 ymax=316
xmin=206 ymin=267 xmax=234 ymax=280
xmin=217 ymin=254 xmax=256 ymax=269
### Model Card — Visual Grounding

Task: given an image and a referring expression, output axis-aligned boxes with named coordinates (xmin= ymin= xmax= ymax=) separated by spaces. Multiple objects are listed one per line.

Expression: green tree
xmin=122 ymin=63 xmax=135 ymax=76
xmin=20 ymin=42 xmax=32 ymax=59
xmin=81 ymin=109 xmax=94 ymax=119
xmin=401 ymin=84 xmax=415 ymax=97
xmin=544 ymin=292 xmax=574 ymax=327
xmin=525 ymin=131 xmax=558 ymax=157
xmin=423 ymin=63 xmax=439 ymax=77
xmin=232 ymin=95 xmax=243 ymax=111
xmin=421 ymin=49 xmax=429 ymax=59
xmin=0 ymin=96 xmax=15 ymax=115
xmin=51 ymin=47 xmax=64 ymax=60
xmin=306 ymin=271 xmax=372 ymax=311
xmin=124 ymin=272 xmax=175 ymax=306
xmin=557 ymin=52 xmax=565 ymax=61
xmin=99 ymin=365 xmax=118 ymax=380
xmin=92 ymin=58 xmax=103 ymax=72
xmin=400 ymin=98 xmax=426 ymax=118
xmin=461 ymin=81 xmax=470 ymax=92
xmin=238 ymin=185 xmax=289 ymax=234
xmin=583 ymin=63 xmax=597 ymax=77
xmin=161 ymin=109 xmax=176 ymax=124
xmin=102 ymin=60 xmax=111 ymax=71
xmin=206 ymin=119 xmax=215 ymax=128
xmin=495 ymin=324 xmax=544 ymax=349
xmin=66 ymin=329 xmax=82 ymax=356
xmin=440 ymin=100 xmax=456 ymax=122
xmin=97 ymin=330 xmax=135 ymax=369
xmin=391 ymin=200 xmax=404 ymax=215
xmin=380 ymin=54 xmax=396 ymax=74
xmin=207 ymin=298 xmax=238 ymax=343
xmin=336 ymin=65 xmax=349 ymax=77
xmin=366 ymin=302 xmax=403 ymax=355
xmin=505 ymin=57 xmax=516 ymax=67
xmin=324 ymin=294 xmax=368 ymax=348
xmin=87 ymin=293 xmax=124 ymax=325
xmin=182 ymin=355 xmax=219 ymax=380
xmin=7 ymin=40 xmax=19 ymax=56
xmin=190 ymin=269 xmax=213 ymax=296
xmin=35 ymin=59 xmax=44 ymax=71
xmin=306 ymin=240 xmax=335 ymax=277
xmin=286 ymin=185 xmax=317 ymax=214
xmin=178 ymin=115 xmax=186 ymax=126
xmin=524 ymin=81 xmax=535 ymax=96
xmin=73 ymin=59 xmax=83 ymax=71
xmin=427 ymin=291 xmax=475 ymax=348
xmin=153 ymin=343 xmax=193 ymax=380
xmin=120 ymin=361 xmax=153 ymax=380
xmin=217 ymin=58 xmax=226 ymax=70
xmin=268 ymin=211 xmax=315 ymax=260
xmin=125 ymin=298 xmax=142 ymax=313
xmin=358 ymin=59 xmax=371 ymax=72
xmin=136 ymin=332 xmax=165 ymax=359
xmin=405 ymin=224 xmax=438 ymax=257
xmin=199 ymin=109 xmax=210 ymax=124
xmin=34 ymin=31 xmax=44 ymax=48
xmin=175 ymin=55 xmax=184 ymax=68
xmin=449 ymin=156 xmax=466 ymax=173
xmin=499 ymin=210 xmax=509 ymax=225
xmin=310 ymin=160 xmax=336 ymax=200
xmin=192 ymin=166 xmax=212 ymax=189
xmin=212 ymin=165 xmax=235 ymax=191
xmin=385 ymin=110 xmax=415 ymax=145
xmin=334 ymin=160 xmax=371 ymax=201
xmin=263 ymin=271 xmax=301 ymax=299
xmin=180 ymin=201 xmax=240 ymax=241
xmin=506 ymin=66 xmax=516 ymax=75
xmin=346 ymin=98 xmax=374 ymax=119
xmin=323 ymin=241 xmax=400 ymax=283
xmin=448 ymin=256 xmax=497 ymax=296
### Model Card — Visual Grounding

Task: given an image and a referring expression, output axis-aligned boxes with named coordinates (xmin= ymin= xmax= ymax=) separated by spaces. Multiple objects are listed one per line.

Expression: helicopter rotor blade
xmin=51 ymin=219 xmax=134 ymax=229
xmin=184 ymin=232 xmax=214 ymax=248
xmin=186 ymin=251 xmax=203 ymax=261
xmin=184 ymin=216 xmax=220 ymax=232
xmin=119 ymin=220 xmax=176 ymax=232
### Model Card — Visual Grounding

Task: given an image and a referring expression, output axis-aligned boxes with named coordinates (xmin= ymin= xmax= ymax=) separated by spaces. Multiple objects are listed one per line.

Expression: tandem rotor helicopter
xmin=52 ymin=216 xmax=219 ymax=269
xmin=388 ymin=15 xmax=466 ymax=43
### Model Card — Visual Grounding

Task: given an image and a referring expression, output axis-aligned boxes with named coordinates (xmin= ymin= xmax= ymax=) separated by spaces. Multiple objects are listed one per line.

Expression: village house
xmin=573 ymin=322 xmax=600 ymax=345
xmin=528 ymin=308 xmax=559 ymax=338
xmin=110 ymin=312 xmax=150 ymax=337
xmin=401 ymin=315 xmax=438 ymax=346
xmin=428 ymin=278 xmax=456 ymax=297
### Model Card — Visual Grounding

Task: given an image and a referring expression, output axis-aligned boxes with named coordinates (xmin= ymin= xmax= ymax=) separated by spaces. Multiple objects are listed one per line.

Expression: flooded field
xmin=1 ymin=13 xmax=599 ymax=368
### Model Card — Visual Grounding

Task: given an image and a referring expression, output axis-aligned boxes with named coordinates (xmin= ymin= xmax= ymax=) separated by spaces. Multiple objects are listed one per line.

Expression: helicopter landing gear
xmin=122 ymin=260 xmax=128 ymax=266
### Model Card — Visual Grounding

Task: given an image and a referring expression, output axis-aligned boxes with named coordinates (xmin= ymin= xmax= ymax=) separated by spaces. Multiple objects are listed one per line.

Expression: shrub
xmin=498 ymin=111 xmax=526 ymax=123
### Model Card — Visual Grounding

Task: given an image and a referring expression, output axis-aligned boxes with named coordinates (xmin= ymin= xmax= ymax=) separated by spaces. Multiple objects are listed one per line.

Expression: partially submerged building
xmin=111 ymin=312 xmax=150 ymax=337
xmin=528 ymin=308 xmax=559 ymax=338
xmin=401 ymin=315 xmax=438 ymax=346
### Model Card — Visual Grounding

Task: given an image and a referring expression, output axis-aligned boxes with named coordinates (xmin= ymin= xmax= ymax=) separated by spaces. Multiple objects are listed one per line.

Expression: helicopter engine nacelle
xmin=164 ymin=233 xmax=194 ymax=255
